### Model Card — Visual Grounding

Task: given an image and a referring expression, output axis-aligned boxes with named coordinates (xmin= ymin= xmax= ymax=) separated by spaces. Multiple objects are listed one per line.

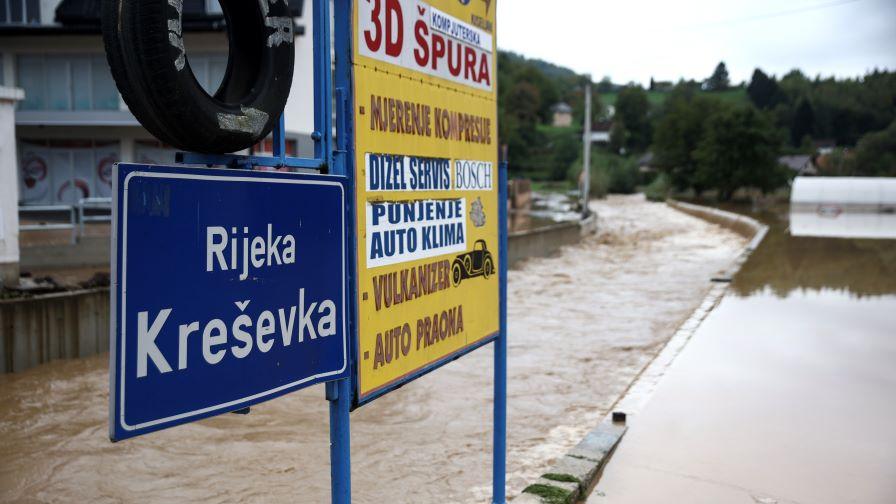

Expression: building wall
xmin=2 ymin=6 xmax=317 ymax=210
xmin=553 ymin=111 xmax=572 ymax=127
xmin=38 ymin=0 xmax=59 ymax=25
xmin=0 ymin=86 xmax=24 ymax=287
xmin=284 ymin=5 xmax=315 ymax=138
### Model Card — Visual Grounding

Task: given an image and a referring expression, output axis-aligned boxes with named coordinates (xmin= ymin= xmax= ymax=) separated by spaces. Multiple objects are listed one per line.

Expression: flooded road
xmin=0 ymin=195 xmax=745 ymax=503
xmin=592 ymin=205 xmax=896 ymax=504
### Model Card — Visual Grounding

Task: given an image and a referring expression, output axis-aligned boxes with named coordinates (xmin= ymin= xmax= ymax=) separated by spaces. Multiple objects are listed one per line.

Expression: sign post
xmin=493 ymin=153 xmax=509 ymax=503
xmin=336 ymin=0 xmax=506 ymax=500
xmin=582 ymin=80 xmax=592 ymax=217
xmin=109 ymin=0 xmax=505 ymax=500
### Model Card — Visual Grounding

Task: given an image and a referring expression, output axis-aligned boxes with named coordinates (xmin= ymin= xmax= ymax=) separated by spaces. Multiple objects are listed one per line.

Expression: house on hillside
xmin=551 ymin=102 xmax=573 ymax=127
xmin=814 ymin=139 xmax=836 ymax=155
xmin=649 ymin=78 xmax=673 ymax=92
xmin=778 ymin=155 xmax=818 ymax=176
xmin=637 ymin=152 xmax=656 ymax=173
xmin=589 ymin=120 xmax=612 ymax=144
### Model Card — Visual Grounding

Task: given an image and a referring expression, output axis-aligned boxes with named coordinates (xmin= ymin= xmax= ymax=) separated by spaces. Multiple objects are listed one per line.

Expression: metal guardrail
xmin=18 ymin=198 xmax=112 ymax=244
xmin=77 ymin=197 xmax=112 ymax=236
xmin=19 ymin=205 xmax=77 ymax=244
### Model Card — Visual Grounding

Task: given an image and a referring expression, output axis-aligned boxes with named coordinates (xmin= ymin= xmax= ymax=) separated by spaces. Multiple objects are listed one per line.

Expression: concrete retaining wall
xmin=1 ymin=289 xmax=109 ymax=373
xmin=667 ymin=200 xmax=768 ymax=250
xmin=509 ymin=213 xmax=597 ymax=269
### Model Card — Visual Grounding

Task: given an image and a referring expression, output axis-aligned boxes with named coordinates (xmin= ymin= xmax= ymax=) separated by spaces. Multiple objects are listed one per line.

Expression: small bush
xmin=644 ymin=173 xmax=672 ymax=201
xmin=567 ymin=148 xmax=640 ymax=198
xmin=522 ymin=484 xmax=574 ymax=504
xmin=589 ymin=165 xmax=610 ymax=198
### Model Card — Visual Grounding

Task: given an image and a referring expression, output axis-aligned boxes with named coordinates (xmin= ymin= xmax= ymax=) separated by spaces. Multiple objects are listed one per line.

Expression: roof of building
xmin=551 ymin=102 xmax=573 ymax=114
xmin=0 ymin=0 xmax=304 ymax=35
xmin=592 ymin=120 xmax=613 ymax=132
xmin=792 ymin=176 xmax=896 ymax=206
xmin=778 ymin=155 xmax=813 ymax=172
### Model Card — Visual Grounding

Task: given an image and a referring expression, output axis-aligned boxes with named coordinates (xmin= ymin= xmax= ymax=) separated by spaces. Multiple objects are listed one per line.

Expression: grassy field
xmin=600 ymin=87 xmax=748 ymax=109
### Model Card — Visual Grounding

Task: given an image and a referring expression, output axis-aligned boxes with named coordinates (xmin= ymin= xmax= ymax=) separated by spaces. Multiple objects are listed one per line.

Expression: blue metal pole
xmin=328 ymin=2 xmax=353 ymax=504
xmin=272 ymin=114 xmax=286 ymax=165
xmin=312 ymin=0 xmax=333 ymax=168
xmin=493 ymin=158 xmax=509 ymax=504
xmin=326 ymin=379 xmax=352 ymax=504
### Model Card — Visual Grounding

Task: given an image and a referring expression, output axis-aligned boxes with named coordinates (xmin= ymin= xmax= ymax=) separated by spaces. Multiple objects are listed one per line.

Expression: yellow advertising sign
xmin=352 ymin=0 xmax=499 ymax=402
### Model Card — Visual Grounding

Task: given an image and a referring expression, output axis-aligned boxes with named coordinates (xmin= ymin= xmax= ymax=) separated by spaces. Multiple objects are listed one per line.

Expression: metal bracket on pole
xmin=175 ymin=113 xmax=320 ymax=171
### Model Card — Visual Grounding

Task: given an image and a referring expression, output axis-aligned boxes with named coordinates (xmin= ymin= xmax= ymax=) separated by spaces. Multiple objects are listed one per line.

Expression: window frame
xmin=16 ymin=54 xmax=121 ymax=112
xmin=1 ymin=0 xmax=40 ymax=25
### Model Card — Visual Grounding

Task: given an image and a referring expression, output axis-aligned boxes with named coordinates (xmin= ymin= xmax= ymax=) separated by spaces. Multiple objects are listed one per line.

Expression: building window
xmin=16 ymin=55 xmax=119 ymax=111
xmin=1 ymin=0 xmax=40 ymax=25
xmin=206 ymin=0 xmax=222 ymax=15
xmin=189 ymin=53 xmax=227 ymax=95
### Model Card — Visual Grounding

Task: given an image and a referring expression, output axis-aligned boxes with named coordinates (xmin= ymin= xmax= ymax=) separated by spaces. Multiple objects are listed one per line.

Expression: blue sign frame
xmin=109 ymin=163 xmax=349 ymax=441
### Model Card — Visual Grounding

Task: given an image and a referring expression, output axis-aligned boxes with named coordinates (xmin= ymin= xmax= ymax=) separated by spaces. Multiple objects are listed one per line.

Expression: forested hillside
xmin=496 ymin=53 xmax=896 ymax=199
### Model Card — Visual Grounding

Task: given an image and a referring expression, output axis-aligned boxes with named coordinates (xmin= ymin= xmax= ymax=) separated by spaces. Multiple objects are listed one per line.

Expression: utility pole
xmin=581 ymin=78 xmax=592 ymax=217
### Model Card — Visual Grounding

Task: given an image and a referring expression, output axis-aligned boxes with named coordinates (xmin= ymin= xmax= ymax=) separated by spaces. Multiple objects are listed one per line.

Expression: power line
xmin=682 ymin=0 xmax=864 ymax=30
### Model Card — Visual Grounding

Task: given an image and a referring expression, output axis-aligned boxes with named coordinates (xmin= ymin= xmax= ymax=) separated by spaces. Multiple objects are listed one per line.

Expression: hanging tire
xmin=102 ymin=0 xmax=295 ymax=153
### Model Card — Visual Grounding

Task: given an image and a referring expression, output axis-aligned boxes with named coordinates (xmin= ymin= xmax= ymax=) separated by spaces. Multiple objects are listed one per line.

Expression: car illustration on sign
xmin=451 ymin=239 xmax=495 ymax=286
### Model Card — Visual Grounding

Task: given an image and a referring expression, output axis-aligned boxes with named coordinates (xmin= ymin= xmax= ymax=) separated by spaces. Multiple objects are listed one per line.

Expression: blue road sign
xmin=109 ymin=164 xmax=348 ymax=441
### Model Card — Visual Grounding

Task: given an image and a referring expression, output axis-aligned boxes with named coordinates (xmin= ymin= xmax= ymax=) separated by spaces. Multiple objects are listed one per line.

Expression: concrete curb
xmin=517 ymin=422 xmax=627 ymax=504
xmin=513 ymin=201 xmax=768 ymax=503
xmin=666 ymin=200 xmax=769 ymax=282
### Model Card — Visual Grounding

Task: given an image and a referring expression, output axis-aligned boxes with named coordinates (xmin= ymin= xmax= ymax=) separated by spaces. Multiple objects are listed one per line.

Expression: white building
xmin=0 ymin=85 xmax=23 ymax=286
xmin=1 ymin=0 xmax=315 ymax=208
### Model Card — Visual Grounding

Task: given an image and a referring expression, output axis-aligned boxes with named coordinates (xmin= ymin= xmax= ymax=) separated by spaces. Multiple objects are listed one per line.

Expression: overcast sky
xmin=497 ymin=0 xmax=896 ymax=85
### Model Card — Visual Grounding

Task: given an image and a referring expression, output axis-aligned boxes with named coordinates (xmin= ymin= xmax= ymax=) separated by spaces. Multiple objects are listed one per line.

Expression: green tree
xmin=501 ymin=81 xmax=542 ymax=170
xmin=652 ymin=86 xmax=723 ymax=191
xmin=790 ymin=97 xmax=816 ymax=146
xmin=705 ymin=61 xmax=730 ymax=91
xmin=853 ymin=120 xmax=896 ymax=176
xmin=746 ymin=68 xmax=781 ymax=109
xmin=612 ymin=86 xmax=651 ymax=153
xmin=515 ymin=66 xmax=558 ymax=123
xmin=694 ymin=105 xmax=785 ymax=200
xmin=596 ymin=76 xmax=615 ymax=93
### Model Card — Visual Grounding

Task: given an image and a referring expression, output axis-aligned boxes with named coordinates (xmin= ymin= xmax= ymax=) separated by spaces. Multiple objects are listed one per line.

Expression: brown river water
xmin=591 ymin=204 xmax=896 ymax=504
xmin=0 ymin=195 xmax=745 ymax=503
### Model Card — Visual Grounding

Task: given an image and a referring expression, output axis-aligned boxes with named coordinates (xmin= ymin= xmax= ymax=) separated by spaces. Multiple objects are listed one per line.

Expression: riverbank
xmin=0 ymin=195 xmax=746 ymax=503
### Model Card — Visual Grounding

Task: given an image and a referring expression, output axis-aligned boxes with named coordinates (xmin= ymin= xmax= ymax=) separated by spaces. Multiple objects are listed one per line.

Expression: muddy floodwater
xmin=592 ymin=204 xmax=896 ymax=504
xmin=0 ymin=195 xmax=744 ymax=503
